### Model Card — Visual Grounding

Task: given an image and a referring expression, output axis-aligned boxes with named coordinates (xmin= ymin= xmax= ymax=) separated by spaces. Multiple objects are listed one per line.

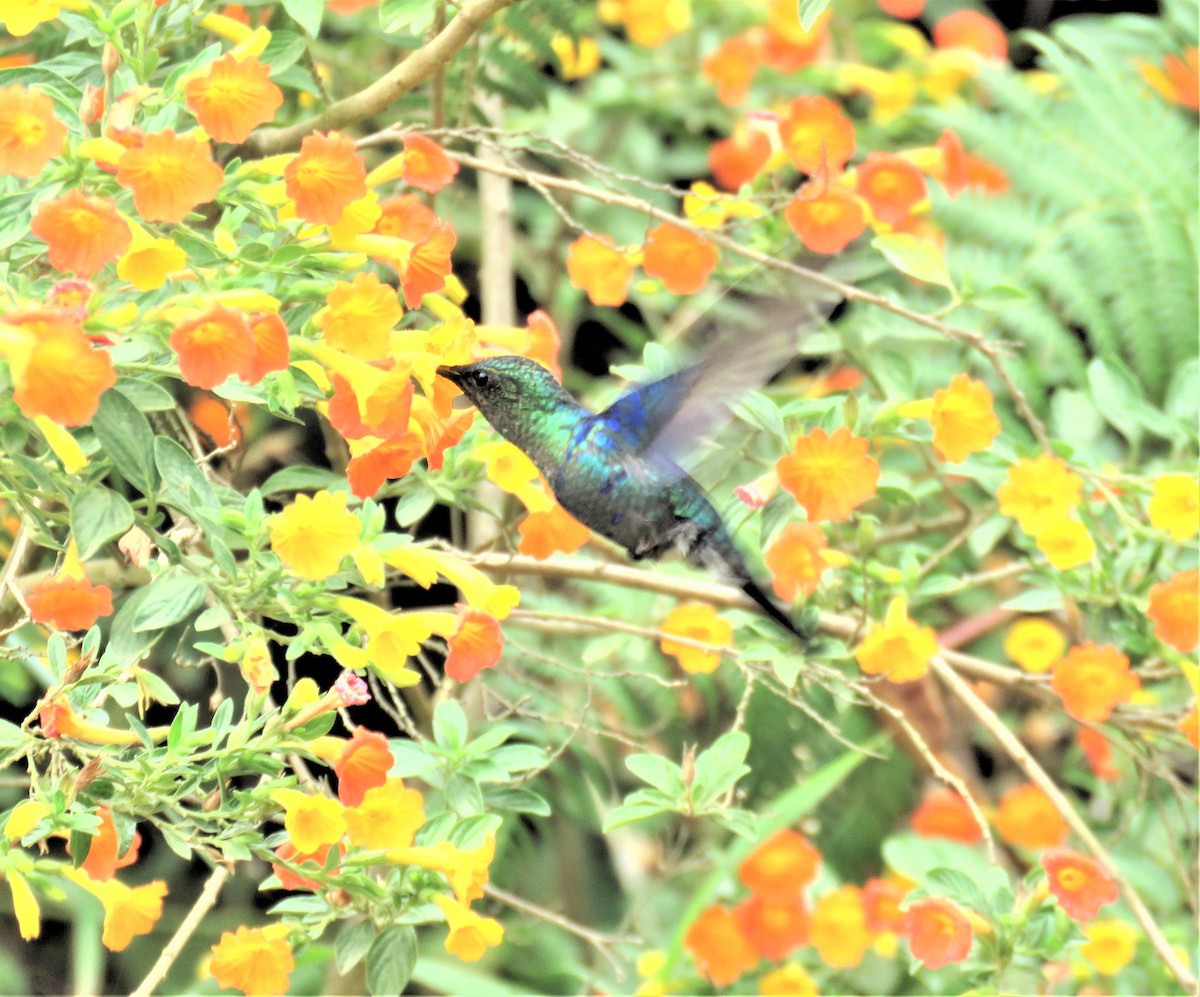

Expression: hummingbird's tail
xmin=741 ymin=577 xmax=814 ymax=646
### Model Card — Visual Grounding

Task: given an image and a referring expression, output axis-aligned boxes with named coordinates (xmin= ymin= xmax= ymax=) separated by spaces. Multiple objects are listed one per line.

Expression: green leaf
xmin=155 ymin=437 xmax=219 ymax=519
xmin=378 ymin=0 xmax=434 ymax=34
xmin=114 ymin=379 xmax=176 ymax=412
xmin=365 ymin=924 xmax=417 ymax=997
xmin=412 ymin=958 xmax=528 ymax=997
xmin=625 ymin=753 xmax=686 ymax=798
xmin=797 ymin=0 xmax=830 ymax=31
xmin=927 ymin=867 xmax=988 ymax=912
xmin=432 ymin=700 xmax=468 ymax=753
xmin=601 ymin=799 xmax=671 ymax=833
xmin=280 ymin=0 xmax=323 ymax=36
xmin=260 ymin=465 xmax=345 ymax=496
xmin=70 ymin=488 xmax=135 ymax=560
xmin=92 ymin=390 xmax=159 ymax=495
xmin=872 ymin=234 xmax=957 ymax=294
xmin=1001 ymin=588 xmax=1064 ymax=612
xmin=335 ymin=920 xmax=376 ymax=976
xmin=690 ymin=731 xmax=751 ymax=811
xmin=131 ymin=570 xmax=208 ymax=632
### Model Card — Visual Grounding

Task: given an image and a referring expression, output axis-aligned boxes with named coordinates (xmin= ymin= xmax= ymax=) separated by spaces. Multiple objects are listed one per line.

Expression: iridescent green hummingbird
xmin=437 ymin=336 xmax=812 ymax=643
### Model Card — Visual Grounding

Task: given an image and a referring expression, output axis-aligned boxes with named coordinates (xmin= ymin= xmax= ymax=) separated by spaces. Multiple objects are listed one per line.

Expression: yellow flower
xmin=2 ymin=0 xmax=64 ymax=36
xmin=1003 ymin=618 xmax=1066 ymax=674
xmin=336 ymin=596 xmax=456 ymax=685
xmin=551 ymin=34 xmax=602 ymax=79
xmin=837 ymin=63 xmax=918 ymax=124
xmin=658 ymin=602 xmax=734 ymax=674
xmin=1036 ymin=517 xmax=1095 ymax=571
xmin=117 ymin=221 xmax=187 ymax=291
xmin=1148 ymin=473 xmax=1199 ymax=541
xmin=855 ymin=596 xmax=937 ymax=683
xmin=240 ymin=636 xmax=277 ymax=695
xmin=7 ymin=870 xmax=40 ymax=939
xmin=34 ymin=415 xmax=87 ymax=473
xmin=682 ymin=181 xmax=764 ymax=229
xmin=1080 ymin=918 xmax=1138 ymax=976
xmin=269 ymin=490 xmax=361 ymax=581
xmin=600 ymin=0 xmax=690 ymax=47
xmin=469 ymin=440 xmax=553 ymax=513
xmin=998 ymin=455 xmax=1082 ymax=535
xmin=927 ymin=373 xmax=1001 ymax=463
xmin=387 ymin=834 xmax=496 ymax=904
xmin=810 ymin=885 xmax=871 ymax=969
xmin=271 ymin=789 xmax=347 ymax=853
xmin=381 ymin=545 xmax=519 ymax=619
xmin=759 ymin=962 xmax=818 ymax=996
xmin=344 ymin=778 xmax=425 ymax=850
xmin=432 ymin=894 xmax=504 ymax=962
xmin=317 ymin=272 xmax=402 ymax=361
xmin=5 ymin=800 xmax=50 ymax=840
xmin=63 ymin=869 xmax=167 ymax=951
xmin=210 ymin=923 xmax=295 ymax=997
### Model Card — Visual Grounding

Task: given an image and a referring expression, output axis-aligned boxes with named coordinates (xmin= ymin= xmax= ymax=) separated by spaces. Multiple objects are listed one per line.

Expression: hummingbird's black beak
xmin=436 ymin=364 xmax=466 ymax=385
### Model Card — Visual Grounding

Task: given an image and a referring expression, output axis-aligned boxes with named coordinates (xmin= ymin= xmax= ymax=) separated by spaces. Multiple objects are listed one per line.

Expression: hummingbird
xmin=437 ymin=343 xmax=811 ymax=643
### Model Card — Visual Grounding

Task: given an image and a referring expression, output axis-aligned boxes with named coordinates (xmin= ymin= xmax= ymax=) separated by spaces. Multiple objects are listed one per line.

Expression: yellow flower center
xmin=13 ymin=112 xmax=44 ymax=145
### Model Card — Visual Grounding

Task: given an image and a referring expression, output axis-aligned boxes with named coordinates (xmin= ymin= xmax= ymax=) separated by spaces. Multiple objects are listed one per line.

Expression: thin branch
xmin=131 ymin=865 xmax=230 ymax=997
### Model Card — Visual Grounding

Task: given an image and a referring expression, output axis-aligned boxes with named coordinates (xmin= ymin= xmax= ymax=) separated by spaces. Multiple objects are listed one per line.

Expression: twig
xmin=131 ymin=864 xmax=231 ymax=997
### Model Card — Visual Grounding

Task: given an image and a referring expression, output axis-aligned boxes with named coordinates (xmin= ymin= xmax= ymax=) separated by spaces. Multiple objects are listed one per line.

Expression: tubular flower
xmin=776 ymin=427 xmax=879 ymax=522
xmin=387 ymin=836 xmax=496 ymax=905
xmin=69 ymin=808 xmax=141 ymax=881
xmin=333 ymin=727 xmax=394 ymax=806
xmin=401 ymin=133 xmax=459 ymax=193
xmin=759 ymin=963 xmax=818 ymax=997
xmin=902 ymin=897 xmax=974 ymax=970
xmin=734 ymin=894 xmax=808 ymax=960
xmin=5 ymin=800 xmax=50 ymax=841
xmin=1081 ymin=918 xmax=1138 ymax=976
xmin=1077 ymin=727 xmax=1119 ymax=781
xmin=82 ymin=875 xmax=167 ymax=951
xmin=1148 ymin=473 xmax=1199 ymax=540
xmin=170 ymin=304 xmax=255 ymax=389
xmin=856 ymin=152 xmax=927 ymax=226
xmin=374 ymin=193 xmax=435 ymax=240
xmin=933 ymin=9 xmax=1008 ymax=60
xmin=2 ymin=0 xmax=64 ymax=36
xmin=763 ymin=0 xmax=828 ymax=70
xmin=271 ymin=840 xmax=342 ymax=891
xmin=346 ymin=436 xmax=424 ymax=499
xmin=327 ymin=367 xmax=414 ymax=441
xmin=240 ymin=636 xmax=276 ymax=695
xmin=1138 ymin=47 xmax=1199 ymax=111
xmin=1146 ymin=570 xmax=1198 ymax=653
xmin=27 ymin=574 xmax=113 ymax=631
xmin=739 ymin=829 xmax=820 ymax=900
xmin=1041 ymin=849 xmax=1119 ymax=922
xmin=284 ymin=131 xmax=367 ymax=225
xmin=926 ymin=373 xmax=1001 ymax=462
xmin=518 ymin=503 xmax=592 ymax=559
xmin=784 ymin=182 xmax=867 ymax=254
xmin=246 ymin=312 xmax=290 ymax=383
xmin=271 ymin=789 xmax=347 ymax=853
xmin=764 ymin=522 xmax=829 ymax=602
xmin=0 ymin=84 xmax=67 ymax=177
xmin=1051 ymin=643 xmax=1140 ymax=724
xmin=910 ymin=786 xmax=984 ymax=843
xmin=524 ymin=309 xmax=563 ymax=379
xmin=683 ymin=905 xmax=758 ymax=986
xmin=3 ymin=317 xmax=115 ymax=426
xmin=778 ymin=95 xmax=855 ymax=175
xmin=432 ymin=894 xmax=504 ymax=962
xmin=117 ymin=224 xmax=187 ymax=291
xmin=30 ymin=190 xmax=131 ymax=276
xmin=863 ymin=875 xmax=909 ymax=934
xmin=734 ymin=469 xmax=779 ymax=510
xmin=995 ymin=783 xmax=1067 ymax=850
xmin=997 ymin=454 xmax=1083 ymax=535
xmin=551 ymin=33 xmax=602 ymax=79
xmin=601 ymin=0 xmax=691 ymax=48
xmin=344 ymin=778 xmax=425 ymax=850
xmin=709 ymin=121 xmax=771 ymax=191
xmin=7 ymin=870 xmax=39 ymax=940
xmin=39 ymin=700 xmax=141 ymax=744
xmin=1004 ymin=617 xmax=1066 ymax=674
xmin=184 ymin=53 xmax=283 ymax=143
xmin=566 ymin=234 xmax=635 ymax=307
xmin=701 ymin=31 xmax=763 ymax=106
xmin=318 ymin=272 xmax=403 ymax=361
xmin=658 ymin=602 xmax=734 ymax=674
xmin=116 ymin=130 xmax=224 ymax=224
xmin=855 ymin=596 xmax=937 ymax=683
xmin=641 ymin=223 xmax=718 ymax=295
xmin=398 ymin=219 xmax=456 ymax=307
xmin=210 ymin=924 xmax=295 ymax=997
xmin=444 ymin=608 xmax=504 ymax=682
xmin=810 ymin=885 xmax=872 ymax=969
xmin=269 ymin=490 xmax=361 ymax=581
xmin=1036 ymin=517 xmax=1095 ymax=571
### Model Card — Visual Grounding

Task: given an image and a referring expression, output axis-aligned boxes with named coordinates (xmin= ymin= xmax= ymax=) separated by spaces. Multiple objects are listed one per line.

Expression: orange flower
xmin=39 ymin=700 xmax=140 ymax=745
xmin=763 ymin=0 xmax=828 ymax=71
xmin=709 ymin=123 xmax=771 ymax=191
xmin=910 ymin=786 xmax=983 ymax=844
xmin=1146 ymin=570 xmax=1198 ymax=653
xmin=246 ymin=312 xmax=290 ymax=384
xmin=902 ymin=896 xmax=974 ymax=970
xmin=347 ymin=435 xmax=425 ymax=498
xmin=517 ymin=503 xmax=591 ymax=559
xmin=1179 ymin=703 xmax=1198 ymax=750
xmin=185 ymin=53 xmax=283 ymax=143
xmin=1036 ymin=517 xmax=1095 ymax=571
xmin=734 ymin=894 xmax=808 ymax=960
xmin=318 ymin=272 xmax=402 ymax=361
xmin=333 ymin=726 xmax=393 ymax=806
xmin=778 ymin=95 xmax=855 ymax=175
xmin=701 ymin=31 xmax=763 ymax=106
xmin=878 ymin=0 xmax=924 ymax=17
xmin=683 ymin=905 xmax=758 ymax=986
xmin=776 ymin=427 xmax=879 ymax=522
xmin=30 ymin=190 xmax=132 ymax=276
xmin=344 ymin=778 xmax=425 ymax=850
xmin=116 ymin=130 xmax=224 ymax=224
xmin=66 ymin=873 xmax=167 ymax=952
xmin=525 ymin=309 xmax=562 ymax=380
xmin=27 ymin=574 xmax=114 ymax=631
xmin=2 ymin=316 xmax=117 ymax=426
xmin=856 ymin=152 xmax=927 ymax=226
xmin=1042 ymin=849 xmax=1119 ymax=922
xmin=1138 ymin=48 xmax=1199 ymax=111
xmin=402 ymin=133 xmax=459 ymax=193
xmin=399 ymin=220 xmax=456 ymax=308
xmin=927 ymin=373 xmax=1000 ymax=463
xmin=810 ymin=885 xmax=871 ymax=968
xmin=444 ymin=608 xmax=503 ymax=682
xmin=271 ymin=840 xmax=342 ymax=891
xmin=375 ymin=193 xmax=435 ymax=240
xmin=1051 ymin=643 xmax=1140 ymax=724
xmin=170 ymin=304 xmax=255 ymax=389
xmin=0 ymin=84 xmax=67 ymax=177
xmin=238 ymin=635 xmax=275 ymax=693
xmin=641 ymin=223 xmax=718 ymax=295
xmin=739 ymin=829 xmax=820 ymax=901
xmin=855 ymin=596 xmax=938 ymax=683
xmin=1004 ymin=617 xmax=1066 ymax=674
xmin=210 ymin=924 xmax=295 ymax=997
xmin=432 ymin=894 xmax=504 ymax=962
xmin=962 ymin=153 xmax=1010 ymax=195
xmin=68 ymin=808 xmax=141 ymax=881
xmin=862 ymin=875 xmax=908 ymax=933
xmin=327 ymin=368 xmax=414 ymax=441
xmin=933 ymin=9 xmax=1008 ymax=60
xmin=658 ymin=602 xmax=734 ymax=674
xmin=1077 ymin=727 xmax=1118 ymax=782
xmin=285 ymin=130 xmax=367 ymax=225
xmin=566 ymin=234 xmax=635 ymax=307
xmin=764 ymin=522 xmax=828 ymax=602
xmin=995 ymin=782 xmax=1067 ymax=850
xmin=784 ymin=182 xmax=866 ymax=254
xmin=997 ymin=454 xmax=1082 ymax=535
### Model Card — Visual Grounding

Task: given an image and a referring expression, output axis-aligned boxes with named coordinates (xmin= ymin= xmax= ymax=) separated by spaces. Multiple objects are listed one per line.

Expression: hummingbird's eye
xmin=469 ymin=370 xmax=492 ymax=389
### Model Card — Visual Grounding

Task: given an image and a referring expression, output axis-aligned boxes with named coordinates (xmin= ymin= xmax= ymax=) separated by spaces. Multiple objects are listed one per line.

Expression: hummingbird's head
xmin=436 ymin=356 xmax=571 ymax=441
